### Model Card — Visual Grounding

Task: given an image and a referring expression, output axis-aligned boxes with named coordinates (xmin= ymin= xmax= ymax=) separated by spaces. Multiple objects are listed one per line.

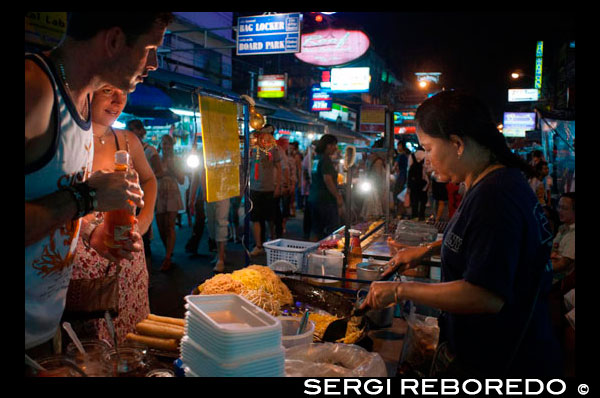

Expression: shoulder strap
xmin=25 ymin=53 xmax=61 ymax=175
xmin=109 ymin=127 xmax=120 ymax=150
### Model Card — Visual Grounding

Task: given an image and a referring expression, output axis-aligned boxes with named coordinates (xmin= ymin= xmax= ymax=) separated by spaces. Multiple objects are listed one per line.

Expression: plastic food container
xmin=184 ymin=294 xmax=282 ymax=362
xmin=307 ymin=252 xmax=344 ymax=278
xmin=278 ymin=317 xmax=315 ymax=349
xmin=180 ymin=336 xmax=284 ymax=377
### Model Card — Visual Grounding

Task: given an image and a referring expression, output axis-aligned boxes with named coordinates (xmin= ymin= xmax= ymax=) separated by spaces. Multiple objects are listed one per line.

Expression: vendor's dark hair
xmin=67 ymin=12 xmax=174 ymax=46
xmin=415 ymin=90 xmax=535 ymax=177
xmin=315 ymin=134 xmax=338 ymax=154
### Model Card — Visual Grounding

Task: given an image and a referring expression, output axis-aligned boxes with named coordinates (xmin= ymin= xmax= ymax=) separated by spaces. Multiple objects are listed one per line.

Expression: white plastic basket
xmin=263 ymin=239 xmax=320 ymax=273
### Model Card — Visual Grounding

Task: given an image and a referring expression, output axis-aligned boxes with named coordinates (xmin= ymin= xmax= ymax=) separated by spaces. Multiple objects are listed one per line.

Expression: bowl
xmin=278 ymin=316 xmax=315 ymax=349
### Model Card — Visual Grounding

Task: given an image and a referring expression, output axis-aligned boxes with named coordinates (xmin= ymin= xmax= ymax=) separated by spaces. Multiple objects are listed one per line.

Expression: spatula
xmin=321 ymin=304 xmax=369 ymax=343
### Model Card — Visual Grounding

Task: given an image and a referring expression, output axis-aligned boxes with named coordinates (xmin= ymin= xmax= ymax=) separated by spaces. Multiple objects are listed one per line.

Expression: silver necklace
xmin=93 ymin=128 xmax=112 ymax=145
xmin=57 ymin=60 xmax=89 ymax=120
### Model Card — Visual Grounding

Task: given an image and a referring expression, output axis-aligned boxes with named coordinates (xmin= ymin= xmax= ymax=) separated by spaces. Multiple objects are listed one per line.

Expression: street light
xmin=419 ymin=80 xmax=428 ymax=89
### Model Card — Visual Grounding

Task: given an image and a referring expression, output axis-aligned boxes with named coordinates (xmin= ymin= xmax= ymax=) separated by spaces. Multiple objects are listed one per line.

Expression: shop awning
xmin=325 ymin=121 xmax=370 ymax=146
xmin=122 ymin=106 xmax=181 ymax=126
xmin=148 ymin=68 xmax=240 ymax=109
xmin=256 ymin=100 xmax=326 ymax=135
xmin=127 ymin=83 xmax=173 ymax=109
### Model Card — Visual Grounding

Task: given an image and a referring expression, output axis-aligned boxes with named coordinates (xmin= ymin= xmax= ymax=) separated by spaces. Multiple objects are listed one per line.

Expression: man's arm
xmin=25 ymin=58 xmax=79 ymax=245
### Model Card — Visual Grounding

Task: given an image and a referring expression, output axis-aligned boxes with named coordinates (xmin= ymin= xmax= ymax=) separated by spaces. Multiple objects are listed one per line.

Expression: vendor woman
xmin=361 ymin=91 xmax=562 ymax=378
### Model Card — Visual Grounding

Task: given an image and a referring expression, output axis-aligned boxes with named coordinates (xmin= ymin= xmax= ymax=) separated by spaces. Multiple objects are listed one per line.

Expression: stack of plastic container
xmin=181 ymin=294 xmax=284 ymax=377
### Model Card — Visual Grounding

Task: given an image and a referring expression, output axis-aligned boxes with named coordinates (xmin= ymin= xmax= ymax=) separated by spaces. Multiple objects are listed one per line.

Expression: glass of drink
xmin=32 ymin=355 xmax=85 ymax=377
xmin=65 ymin=339 xmax=112 ymax=377
xmin=104 ymin=347 xmax=147 ymax=377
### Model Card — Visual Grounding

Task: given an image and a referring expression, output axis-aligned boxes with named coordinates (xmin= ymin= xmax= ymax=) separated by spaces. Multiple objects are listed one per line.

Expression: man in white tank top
xmin=25 ymin=13 xmax=173 ymax=355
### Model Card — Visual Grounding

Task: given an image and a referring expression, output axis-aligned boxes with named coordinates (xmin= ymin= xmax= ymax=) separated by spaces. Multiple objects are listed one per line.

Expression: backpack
xmin=407 ymin=152 xmax=426 ymax=191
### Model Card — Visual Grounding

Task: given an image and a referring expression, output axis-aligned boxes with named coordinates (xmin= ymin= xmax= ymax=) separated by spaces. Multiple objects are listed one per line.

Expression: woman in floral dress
xmin=68 ymin=85 xmax=157 ymax=344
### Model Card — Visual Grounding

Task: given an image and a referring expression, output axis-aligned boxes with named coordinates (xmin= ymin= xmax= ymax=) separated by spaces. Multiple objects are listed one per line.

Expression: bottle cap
xmin=115 ymin=150 xmax=130 ymax=166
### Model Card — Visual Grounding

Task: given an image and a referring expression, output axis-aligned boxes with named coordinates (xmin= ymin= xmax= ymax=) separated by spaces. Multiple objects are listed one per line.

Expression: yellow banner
xmin=199 ymin=95 xmax=241 ymax=203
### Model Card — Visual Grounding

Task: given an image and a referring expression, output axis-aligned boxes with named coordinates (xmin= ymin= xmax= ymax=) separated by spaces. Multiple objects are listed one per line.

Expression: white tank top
xmin=25 ymin=53 xmax=94 ymax=349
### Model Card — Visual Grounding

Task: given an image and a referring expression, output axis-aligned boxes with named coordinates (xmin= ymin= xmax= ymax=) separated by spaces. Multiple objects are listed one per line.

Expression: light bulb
xmin=186 ymin=153 xmax=200 ymax=169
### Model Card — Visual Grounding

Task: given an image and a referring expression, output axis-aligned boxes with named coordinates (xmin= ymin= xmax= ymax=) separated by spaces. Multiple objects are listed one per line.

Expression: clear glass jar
xmin=32 ymin=355 xmax=84 ymax=377
xmin=65 ymin=340 xmax=112 ymax=377
xmin=104 ymin=347 xmax=147 ymax=377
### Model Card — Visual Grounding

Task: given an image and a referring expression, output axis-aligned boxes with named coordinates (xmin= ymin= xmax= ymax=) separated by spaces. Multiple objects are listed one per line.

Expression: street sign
xmin=508 ymin=89 xmax=539 ymax=102
xmin=310 ymin=86 xmax=332 ymax=112
xmin=257 ymin=74 xmax=287 ymax=98
xmin=236 ymin=13 xmax=301 ymax=56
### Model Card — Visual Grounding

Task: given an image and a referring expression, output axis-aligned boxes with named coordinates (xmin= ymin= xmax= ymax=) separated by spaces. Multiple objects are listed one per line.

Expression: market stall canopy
xmin=123 ymin=106 xmax=181 ymax=126
xmin=256 ymin=100 xmax=326 ymax=135
xmin=127 ymin=83 xmax=173 ymax=109
xmin=325 ymin=121 xmax=370 ymax=146
xmin=149 ymin=68 xmax=241 ymax=109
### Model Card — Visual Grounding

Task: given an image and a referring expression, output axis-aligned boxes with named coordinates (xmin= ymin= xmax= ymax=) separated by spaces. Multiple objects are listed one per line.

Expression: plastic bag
xmin=284 ymin=343 xmax=387 ymax=377
xmin=397 ymin=307 xmax=439 ymax=377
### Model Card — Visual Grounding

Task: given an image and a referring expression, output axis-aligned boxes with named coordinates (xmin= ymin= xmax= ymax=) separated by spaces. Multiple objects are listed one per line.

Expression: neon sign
xmin=294 ymin=28 xmax=370 ymax=66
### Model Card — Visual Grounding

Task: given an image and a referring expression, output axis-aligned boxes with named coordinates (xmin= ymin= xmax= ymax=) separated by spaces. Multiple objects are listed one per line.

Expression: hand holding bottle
xmin=89 ymin=221 xmax=143 ymax=262
xmin=87 ymin=169 xmax=144 ymax=213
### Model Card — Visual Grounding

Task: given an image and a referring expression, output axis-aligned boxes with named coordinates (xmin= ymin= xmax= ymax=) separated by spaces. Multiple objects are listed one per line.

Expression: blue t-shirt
xmin=439 ymin=167 xmax=562 ymax=377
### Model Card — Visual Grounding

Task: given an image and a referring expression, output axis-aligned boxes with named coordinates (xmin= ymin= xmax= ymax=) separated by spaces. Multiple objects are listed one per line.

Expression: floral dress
xmin=69 ymin=214 xmax=150 ymax=344
xmin=68 ymin=131 xmax=149 ymax=344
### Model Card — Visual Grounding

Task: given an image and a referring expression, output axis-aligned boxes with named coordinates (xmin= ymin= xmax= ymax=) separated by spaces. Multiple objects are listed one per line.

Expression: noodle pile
xmin=197 ymin=265 xmax=293 ymax=316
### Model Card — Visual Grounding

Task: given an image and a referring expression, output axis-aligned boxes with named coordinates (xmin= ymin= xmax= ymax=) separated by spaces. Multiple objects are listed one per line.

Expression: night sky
xmin=314 ymin=12 xmax=576 ymax=122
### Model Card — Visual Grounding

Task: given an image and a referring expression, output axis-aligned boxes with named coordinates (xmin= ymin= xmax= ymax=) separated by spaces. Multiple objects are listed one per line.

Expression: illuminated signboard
xmin=294 ymin=28 xmax=370 ymax=66
xmin=394 ymin=111 xmax=416 ymax=125
xmin=508 ymin=89 xmax=539 ymax=102
xmin=310 ymin=86 xmax=332 ymax=112
xmin=535 ymin=41 xmax=543 ymax=93
xmin=330 ymin=67 xmax=370 ymax=93
xmin=503 ymin=112 xmax=536 ymax=138
xmin=360 ymin=104 xmax=386 ymax=133
xmin=237 ymin=13 xmax=301 ymax=55
xmin=25 ymin=12 xmax=68 ymax=49
xmin=415 ymin=72 xmax=442 ymax=84
xmin=257 ymin=74 xmax=287 ymax=98
xmin=319 ymin=103 xmax=349 ymax=123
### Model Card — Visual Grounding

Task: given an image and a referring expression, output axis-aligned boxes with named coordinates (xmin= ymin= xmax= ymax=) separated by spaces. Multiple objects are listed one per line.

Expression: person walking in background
xmin=393 ymin=140 xmax=409 ymax=218
xmin=529 ymin=160 xmax=550 ymax=206
xmin=69 ymin=85 xmax=156 ymax=344
xmin=360 ymin=138 xmax=386 ymax=220
xmin=155 ymin=134 xmax=185 ymax=271
xmin=308 ymin=134 xmax=345 ymax=241
xmin=128 ymin=119 xmax=163 ymax=271
xmin=185 ymin=149 xmax=206 ymax=256
xmin=406 ymin=145 xmax=429 ymax=221
xmin=249 ymin=124 xmax=281 ymax=256
xmin=301 ymin=141 xmax=317 ymax=240
xmin=289 ymin=141 xmax=303 ymax=216
xmin=273 ymin=138 xmax=291 ymax=238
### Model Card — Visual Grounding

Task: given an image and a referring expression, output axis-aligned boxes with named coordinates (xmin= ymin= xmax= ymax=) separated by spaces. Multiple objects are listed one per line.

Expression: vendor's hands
xmin=274 ymin=186 xmax=282 ymax=198
xmin=89 ymin=221 xmax=143 ymax=263
xmin=359 ymin=281 xmax=402 ymax=311
xmin=87 ymin=169 xmax=144 ymax=213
